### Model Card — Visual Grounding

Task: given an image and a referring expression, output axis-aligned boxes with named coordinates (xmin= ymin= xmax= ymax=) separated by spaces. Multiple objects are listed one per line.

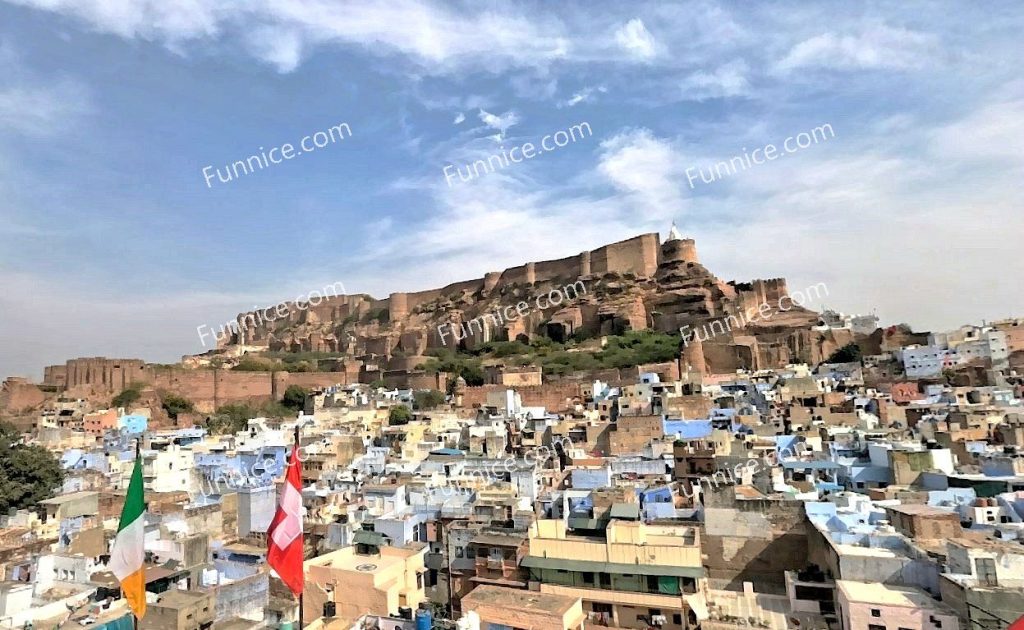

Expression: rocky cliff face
xmin=216 ymin=231 xmax=844 ymax=372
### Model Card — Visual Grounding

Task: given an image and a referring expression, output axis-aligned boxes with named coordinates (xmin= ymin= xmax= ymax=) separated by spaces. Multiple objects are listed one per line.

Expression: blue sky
xmin=1 ymin=1 xmax=1022 ymax=378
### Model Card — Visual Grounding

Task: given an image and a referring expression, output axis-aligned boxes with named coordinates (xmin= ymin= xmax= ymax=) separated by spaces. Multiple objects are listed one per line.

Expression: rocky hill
xmin=210 ymin=228 xmax=852 ymax=375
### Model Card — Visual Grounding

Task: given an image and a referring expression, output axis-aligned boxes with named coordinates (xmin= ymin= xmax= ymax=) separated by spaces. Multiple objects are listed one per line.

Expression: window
xmin=673 ymin=614 xmax=682 ymax=625
xmin=455 ymin=548 xmax=464 ymax=558
xmin=867 ymin=625 xmax=885 ymax=630
xmin=871 ymin=609 xmax=881 ymax=617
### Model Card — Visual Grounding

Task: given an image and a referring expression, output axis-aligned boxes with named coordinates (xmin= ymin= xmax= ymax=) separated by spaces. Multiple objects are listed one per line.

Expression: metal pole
xmin=295 ymin=422 xmax=303 ymax=630
xmin=135 ymin=437 xmax=141 ymax=630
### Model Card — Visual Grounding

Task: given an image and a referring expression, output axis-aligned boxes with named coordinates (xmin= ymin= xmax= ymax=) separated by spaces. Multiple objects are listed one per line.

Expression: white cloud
xmin=614 ymin=18 xmax=658 ymax=60
xmin=6 ymin=0 xmax=578 ymax=74
xmin=477 ymin=108 xmax=519 ymax=140
xmin=245 ymin=25 xmax=304 ymax=73
xmin=776 ymin=24 xmax=937 ymax=73
xmin=0 ymin=78 xmax=90 ymax=136
xmin=686 ymin=100 xmax=1024 ymax=332
xmin=679 ymin=60 xmax=749 ymax=101
xmin=558 ymin=85 xmax=606 ymax=108
xmin=598 ymin=128 xmax=685 ymax=220
xmin=452 ymin=112 xmax=465 ymax=125
xmin=4 ymin=0 xmax=224 ymax=41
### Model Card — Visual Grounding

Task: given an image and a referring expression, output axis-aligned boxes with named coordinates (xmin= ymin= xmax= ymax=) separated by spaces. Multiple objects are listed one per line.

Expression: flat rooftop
xmin=837 ymin=580 xmax=955 ymax=613
xmin=462 ymin=584 xmax=578 ymax=615
xmin=39 ymin=490 xmax=98 ymax=504
xmin=308 ymin=546 xmax=423 ymax=574
xmin=885 ymin=504 xmax=958 ymax=517
xmin=152 ymin=589 xmax=210 ymax=610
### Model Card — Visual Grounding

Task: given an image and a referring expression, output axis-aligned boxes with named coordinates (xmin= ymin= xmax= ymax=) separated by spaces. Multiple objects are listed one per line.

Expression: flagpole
xmin=294 ymin=423 xmax=303 ymax=630
xmin=134 ymin=438 xmax=141 ymax=630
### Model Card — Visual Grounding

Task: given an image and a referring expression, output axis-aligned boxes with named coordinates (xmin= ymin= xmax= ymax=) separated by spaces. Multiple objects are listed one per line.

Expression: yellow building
xmin=303 ymin=544 xmax=427 ymax=625
xmin=524 ymin=519 xmax=703 ymax=629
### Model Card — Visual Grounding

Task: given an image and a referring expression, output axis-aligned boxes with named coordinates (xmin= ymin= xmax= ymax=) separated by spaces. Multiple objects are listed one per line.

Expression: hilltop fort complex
xmin=212 ymin=227 xmax=849 ymax=374
xmin=16 ymin=228 xmax=857 ymax=415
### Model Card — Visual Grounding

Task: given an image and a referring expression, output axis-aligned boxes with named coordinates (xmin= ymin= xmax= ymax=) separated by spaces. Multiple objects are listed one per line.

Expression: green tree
xmin=0 ymin=428 xmax=63 ymax=513
xmin=824 ymin=343 xmax=862 ymax=364
xmin=232 ymin=356 xmax=277 ymax=371
xmin=281 ymin=385 xmax=308 ymax=411
xmin=389 ymin=405 xmax=412 ymax=425
xmin=112 ymin=384 xmax=143 ymax=409
xmin=207 ymin=404 xmax=256 ymax=435
xmin=413 ymin=389 xmax=446 ymax=410
xmin=161 ymin=393 xmax=195 ymax=420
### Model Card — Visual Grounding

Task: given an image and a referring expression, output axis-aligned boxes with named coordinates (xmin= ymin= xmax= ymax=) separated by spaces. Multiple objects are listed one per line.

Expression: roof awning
xmin=354 ymin=530 xmax=387 ymax=546
xmin=610 ymin=503 xmax=640 ymax=520
xmin=522 ymin=555 xmax=703 ymax=578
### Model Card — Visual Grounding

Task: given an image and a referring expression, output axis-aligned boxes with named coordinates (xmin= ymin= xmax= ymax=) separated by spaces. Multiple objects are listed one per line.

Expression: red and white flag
xmin=268 ymin=438 xmax=304 ymax=595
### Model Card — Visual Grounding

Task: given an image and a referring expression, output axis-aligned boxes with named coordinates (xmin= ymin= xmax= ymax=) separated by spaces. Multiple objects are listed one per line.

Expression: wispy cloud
xmin=558 ymin=85 xmax=606 ymax=108
xmin=597 ymin=128 xmax=685 ymax=219
xmin=614 ymin=18 xmax=658 ymax=60
xmin=776 ymin=24 xmax=938 ymax=73
xmin=477 ymin=108 xmax=519 ymax=140
xmin=5 ymin=0 xmax=578 ymax=74
xmin=679 ymin=60 xmax=749 ymax=101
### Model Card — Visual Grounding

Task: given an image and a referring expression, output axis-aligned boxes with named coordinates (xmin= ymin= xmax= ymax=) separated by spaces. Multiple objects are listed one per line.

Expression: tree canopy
xmin=281 ymin=385 xmax=308 ymax=411
xmin=112 ymin=384 xmax=143 ymax=409
xmin=161 ymin=393 xmax=195 ymax=420
xmin=413 ymin=389 xmax=446 ymax=410
xmin=824 ymin=343 xmax=862 ymax=364
xmin=389 ymin=405 xmax=412 ymax=425
xmin=0 ymin=423 xmax=64 ymax=513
